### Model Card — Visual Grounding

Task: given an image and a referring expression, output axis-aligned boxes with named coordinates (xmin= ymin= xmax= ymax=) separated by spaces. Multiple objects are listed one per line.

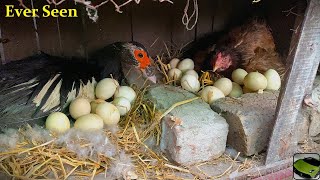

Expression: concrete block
xmin=146 ymin=85 xmax=229 ymax=165
xmin=211 ymin=91 xmax=279 ymax=156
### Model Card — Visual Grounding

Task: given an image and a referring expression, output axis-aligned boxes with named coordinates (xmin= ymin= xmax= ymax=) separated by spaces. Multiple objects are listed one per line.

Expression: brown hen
xmin=212 ymin=19 xmax=286 ymax=77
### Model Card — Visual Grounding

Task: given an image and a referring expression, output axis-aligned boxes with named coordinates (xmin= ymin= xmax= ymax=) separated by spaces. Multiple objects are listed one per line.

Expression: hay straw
xmin=164 ymin=164 xmax=190 ymax=173
xmin=159 ymin=97 xmax=200 ymax=119
xmin=199 ymin=71 xmax=215 ymax=88
xmin=156 ymin=56 xmax=171 ymax=84
xmin=212 ymin=152 xmax=240 ymax=179
xmin=18 ymin=139 xmax=55 ymax=155
xmin=0 ymin=80 xmax=255 ymax=179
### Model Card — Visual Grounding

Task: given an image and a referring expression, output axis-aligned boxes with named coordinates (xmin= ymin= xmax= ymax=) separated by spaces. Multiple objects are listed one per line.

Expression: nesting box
xmin=0 ymin=0 xmax=319 ymax=179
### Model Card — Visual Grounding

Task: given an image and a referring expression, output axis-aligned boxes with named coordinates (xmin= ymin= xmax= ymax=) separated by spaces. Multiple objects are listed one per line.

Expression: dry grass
xmin=0 ymin=84 xmax=254 ymax=179
xmin=0 ymin=42 xmax=254 ymax=179
xmin=155 ymin=54 xmax=215 ymax=91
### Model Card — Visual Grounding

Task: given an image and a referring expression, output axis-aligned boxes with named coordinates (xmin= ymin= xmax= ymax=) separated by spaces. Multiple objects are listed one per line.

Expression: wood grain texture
xmin=212 ymin=0 xmax=233 ymax=32
xmin=217 ymin=0 xmax=250 ymax=30
xmin=286 ymin=1 xmax=308 ymax=71
xmin=266 ymin=0 xmax=303 ymax=60
xmin=0 ymin=23 xmax=6 ymax=64
xmin=0 ymin=0 xmax=38 ymax=61
xmin=196 ymin=0 xmax=214 ymax=38
xmin=229 ymin=159 xmax=292 ymax=179
xmin=132 ymin=1 xmax=172 ymax=56
xmin=56 ymin=2 xmax=85 ymax=57
xmin=266 ymin=0 xmax=320 ymax=164
xmin=171 ymin=0 xmax=195 ymax=51
xmin=84 ymin=4 xmax=132 ymax=53
xmin=34 ymin=1 xmax=61 ymax=56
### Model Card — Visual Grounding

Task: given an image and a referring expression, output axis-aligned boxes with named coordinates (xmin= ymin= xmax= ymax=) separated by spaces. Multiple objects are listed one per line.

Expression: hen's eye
xmin=138 ymin=53 xmax=143 ymax=58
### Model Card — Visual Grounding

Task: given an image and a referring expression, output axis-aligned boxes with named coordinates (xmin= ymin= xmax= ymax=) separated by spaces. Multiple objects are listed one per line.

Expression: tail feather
xmin=33 ymin=74 xmax=62 ymax=109
xmin=0 ymin=53 xmax=101 ymax=128
xmin=27 ymin=77 xmax=50 ymax=104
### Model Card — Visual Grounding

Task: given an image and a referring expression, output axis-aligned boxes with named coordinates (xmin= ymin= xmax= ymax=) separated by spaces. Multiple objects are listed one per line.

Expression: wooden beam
xmin=0 ymin=23 xmax=5 ymax=64
xmin=266 ymin=0 xmax=320 ymax=164
xmin=229 ymin=159 xmax=292 ymax=179
xmin=0 ymin=0 xmax=38 ymax=61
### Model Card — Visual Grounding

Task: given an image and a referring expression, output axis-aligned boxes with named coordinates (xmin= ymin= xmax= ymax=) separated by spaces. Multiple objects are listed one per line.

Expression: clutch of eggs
xmin=45 ymin=78 xmax=138 ymax=132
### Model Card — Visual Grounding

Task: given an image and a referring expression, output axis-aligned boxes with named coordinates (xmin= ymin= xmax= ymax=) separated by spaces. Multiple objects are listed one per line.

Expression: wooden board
xmin=209 ymin=0 xmax=251 ymax=33
xmin=84 ymin=3 xmax=132 ymax=53
xmin=0 ymin=23 xmax=6 ymax=64
xmin=266 ymin=0 xmax=320 ymax=164
xmin=171 ymin=0 xmax=196 ymax=53
xmin=196 ymin=0 xmax=214 ymax=38
xmin=266 ymin=0 xmax=302 ymax=61
xmin=229 ymin=159 xmax=292 ymax=179
xmin=132 ymin=1 xmax=172 ymax=56
xmin=212 ymin=0 xmax=233 ymax=32
xmin=0 ymin=0 xmax=38 ymax=61
xmin=34 ymin=1 xmax=61 ymax=56
xmin=55 ymin=2 xmax=85 ymax=57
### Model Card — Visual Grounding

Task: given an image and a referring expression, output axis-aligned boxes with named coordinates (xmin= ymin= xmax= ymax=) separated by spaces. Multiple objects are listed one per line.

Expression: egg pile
xmin=45 ymin=78 xmax=137 ymax=133
xmin=167 ymin=58 xmax=282 ymax=105
xmin=168 ymin=58 xmax=200 ymax=93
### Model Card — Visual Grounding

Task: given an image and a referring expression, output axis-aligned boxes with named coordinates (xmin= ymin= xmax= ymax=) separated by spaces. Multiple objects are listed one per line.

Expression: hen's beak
xmin=213 ymin=65 xmax=219 ymax=72
xmin=141 ymin=66 xmax=157 ymax=84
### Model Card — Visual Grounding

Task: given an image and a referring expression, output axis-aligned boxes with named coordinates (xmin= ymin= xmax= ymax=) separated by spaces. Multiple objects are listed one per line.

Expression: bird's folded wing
xmin=0 ymin=54 xmax=97 ymax=129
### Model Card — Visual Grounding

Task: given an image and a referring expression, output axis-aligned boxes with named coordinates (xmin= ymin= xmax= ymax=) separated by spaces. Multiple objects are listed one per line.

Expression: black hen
xmin=0 ymin=42 xmax=158 ymax=128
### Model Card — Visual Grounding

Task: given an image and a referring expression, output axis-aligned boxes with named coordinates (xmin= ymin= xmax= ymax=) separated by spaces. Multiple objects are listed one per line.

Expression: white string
xmin=182 ymin=0 xmax=198 ymax=31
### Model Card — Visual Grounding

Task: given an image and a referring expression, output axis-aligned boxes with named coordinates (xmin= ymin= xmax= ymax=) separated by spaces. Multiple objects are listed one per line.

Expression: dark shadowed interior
xmin=0 ymin=0 xmax=307 ymax=65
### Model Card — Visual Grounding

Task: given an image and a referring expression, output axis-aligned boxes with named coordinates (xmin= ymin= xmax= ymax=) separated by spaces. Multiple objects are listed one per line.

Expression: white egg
xmin=169 ymin=58 xmax=180 ymax=69
xmin=232 ymin=68 xmax=248 ymax=85
xmin=95 ymin=102 xmax=121 ymax=126
xmin=95 ymin=78 xmax=119 ymax=100
xmin=113 ymin=97 xmax=131 ymax=116
xmin=214 ymin=78 xmax=233 ymax=96
xmin=243 ymin=72 xmax=268 ymax=91
xmin=184 ymin=69 xmax=199 ymax=79
xmin=74 ymin=114 xmax=104 ymax=131
xmin=168 ymin=68 xmax=183 ymax=81
xmin=200 ymin=86 xmax=225 ymax=104
xmin=46 ymin=112 xmax=70 ymax=133
xmin=69 ymin=98 xmax=91 ymax=119
xmin=181 ymin=74 xmax=200 ymax=93
xmin=177 ymin=58 xmax=194 ymax=72
xmin=264 ymin=69 xmax=281 ymax=90
xmin=114 ymin=86 xmax=137 ymax=103
xmin=90 ymin=99 xmax=105 ymax=113
xmin=228 ymin=82 xmax=243 ymax=98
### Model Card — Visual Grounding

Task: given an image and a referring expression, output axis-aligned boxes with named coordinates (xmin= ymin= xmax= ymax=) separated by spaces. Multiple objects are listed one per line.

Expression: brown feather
xmin=217 ymin=19 xmax=286 ymax=78
xmin=244 ymin=47 xmax=286 ymax=77
xmin=224 ymin=20 xmax=276 ymax=62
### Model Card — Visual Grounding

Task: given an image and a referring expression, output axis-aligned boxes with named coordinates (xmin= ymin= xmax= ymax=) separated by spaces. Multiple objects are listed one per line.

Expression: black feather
xmin=0 ymin=42 xmax=143 ymax=129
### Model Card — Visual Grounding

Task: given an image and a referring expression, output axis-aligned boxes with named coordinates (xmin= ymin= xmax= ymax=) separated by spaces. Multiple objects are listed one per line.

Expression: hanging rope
xmin=182 ymin=0 xmax=199 ymax=31
xmin=16 ymin=0 xmax=173 ymax=22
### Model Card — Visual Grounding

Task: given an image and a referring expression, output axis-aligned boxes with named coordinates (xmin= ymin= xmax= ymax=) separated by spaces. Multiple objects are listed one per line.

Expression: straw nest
xmin=0 ymin=82 xmax=256 ymax=179
xmin=156 ymin=54 xmax=216 ymax=90
xmin=0 ymin=42 xmax=257 ymax=179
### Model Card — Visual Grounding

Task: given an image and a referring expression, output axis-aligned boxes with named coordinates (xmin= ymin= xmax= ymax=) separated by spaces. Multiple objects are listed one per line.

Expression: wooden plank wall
xmin=0 ymin=0 xmax=39 ymax=62
xmin=266 ymin=0 xmax=306 ymax=63
xmin=266 ymin=0 xmax=320 ymax=164
xmin=0 ymin=0 xmax=258 ymax=64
